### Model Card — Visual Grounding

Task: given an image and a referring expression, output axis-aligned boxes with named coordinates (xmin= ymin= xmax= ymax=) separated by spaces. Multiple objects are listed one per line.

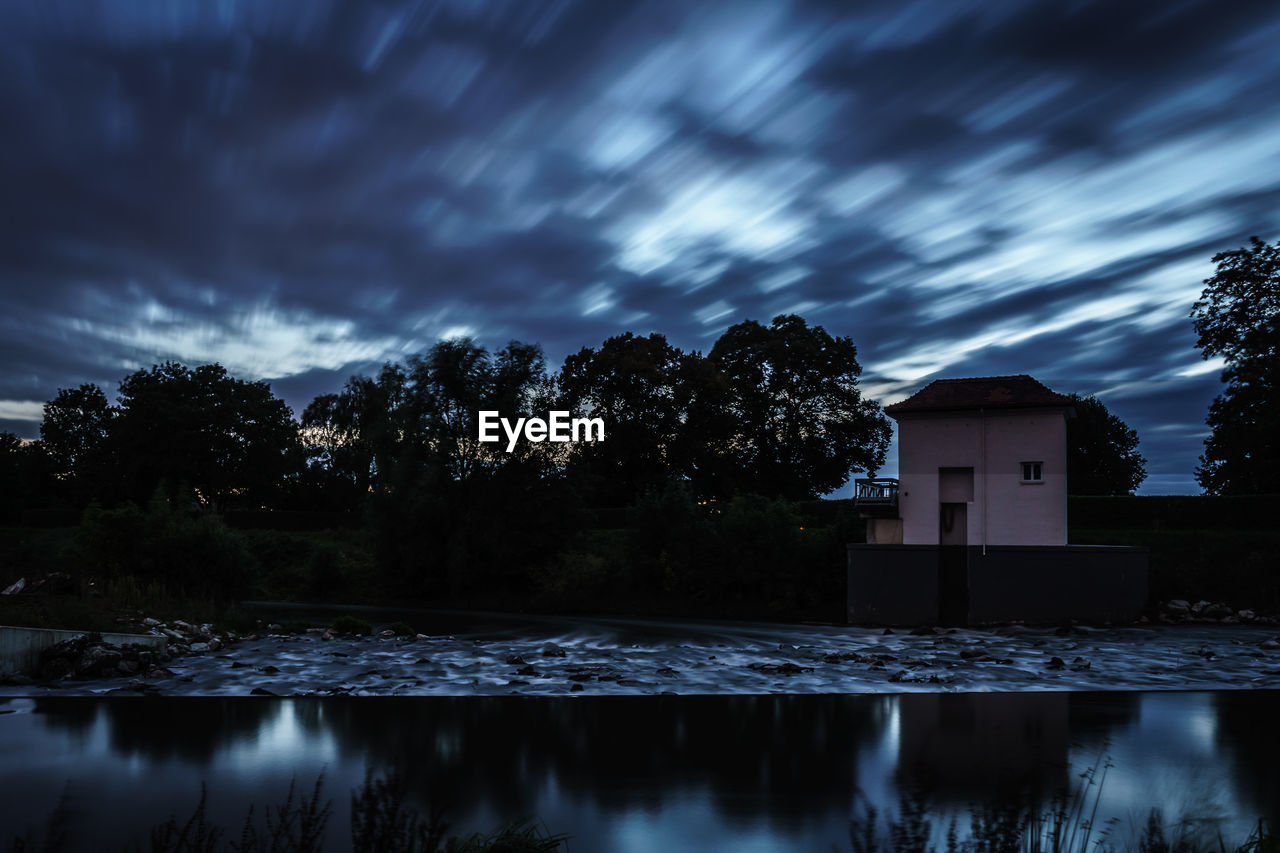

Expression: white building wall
xmin=896 ymin=410 xmax=1068 ymax=547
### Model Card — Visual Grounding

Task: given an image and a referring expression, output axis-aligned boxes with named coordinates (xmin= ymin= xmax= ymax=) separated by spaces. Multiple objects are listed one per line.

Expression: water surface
xmin=1 ymin=691 xmax=1276 ymax=850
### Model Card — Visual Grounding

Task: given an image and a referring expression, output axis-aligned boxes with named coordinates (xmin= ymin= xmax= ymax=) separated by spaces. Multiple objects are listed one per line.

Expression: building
xmin=848 ymin=375 xmax=1147 ymax=626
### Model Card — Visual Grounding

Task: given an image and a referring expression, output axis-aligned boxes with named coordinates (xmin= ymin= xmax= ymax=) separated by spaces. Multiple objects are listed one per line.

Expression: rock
xmin=261 ymin=665 xmax=280 ymax=674
xmin=207 ymin=638 xmax=222 ymax=652
xmin=1190 ymin=601 xmax=1211 ymax=615
xmin=570 ymin=683 xmax=584 ymax=692
xmin=960 ymin=648 xmax=987 ymax=659
xmin=1 ymin=577 xmax=26 ymax=595
xmin=1238 ymin=610 xmax=1257 ymax=621
xmin=379 ymin=629 xmax=396 ymax=638
xmin=541 ymin=644 xmax=567 ymax=658
xmin=1045 ymin=657 xmax=1066 ymax=670
xmin=162 ymin=629 xmax=185 ymax=642
xmin=321 ymin=631 xmax=334 ymax=641
xmin=909 ymin=626 xmax=937 ymax=636
xmin=747 ymin=662 xmax=813 ymax=675
xmin=188 ymin=643 xmax=211 ymax=654
xmin=567 ymin=672 xmax=593 ymax=682
xmin=143 ymin=617 xmax=162 ymax=628
xmin=1165 ymin=600 xmax=1190 ymax=613
xmin=516 ymin=664 xmax=539 ymax=676
xmin=881 ymin=628 xmax=894 ymax=635
xmin=116 ymin=660 xmax=139 ymax=676
xmin=656 ymin=667 xmax=679 ymax=676
xmin=250 ymin=687 xmax=278 ymax=696
xmin=1069 ymin=657 xmax=1091 ymax=672
xmin=1202 ymin=603 xmax=1234 ymax=619
xmin=506 ymin=654 xmax=527 ymax=665
xmin=3 ymin=673 xmax=34 ymax=686
xmin=416 ymin=634 xmax=430 ymax=640
xmin=1259 ymin=640 xmax=1280 ymax=650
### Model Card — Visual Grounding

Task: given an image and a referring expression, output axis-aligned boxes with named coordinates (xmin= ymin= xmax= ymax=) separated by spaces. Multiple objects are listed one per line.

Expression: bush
xmin=76 ymin=494 xmax=256 ymax=602
xmin=332 ymin=615 xmax=372 ymax=636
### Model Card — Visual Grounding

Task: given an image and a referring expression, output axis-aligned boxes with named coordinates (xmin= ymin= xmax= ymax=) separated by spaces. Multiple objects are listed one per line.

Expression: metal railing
xmin=854 ymin=477 xmax=899 ymax=505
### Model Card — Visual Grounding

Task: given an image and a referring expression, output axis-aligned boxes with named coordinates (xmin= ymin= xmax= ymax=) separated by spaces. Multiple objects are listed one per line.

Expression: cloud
xmin=1 ymin=0 xmax=1278 ymax=492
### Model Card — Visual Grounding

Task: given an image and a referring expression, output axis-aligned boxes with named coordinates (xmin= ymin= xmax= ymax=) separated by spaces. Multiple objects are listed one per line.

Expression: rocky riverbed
xmin=3 ymin=610 xmax=1280 ymax=696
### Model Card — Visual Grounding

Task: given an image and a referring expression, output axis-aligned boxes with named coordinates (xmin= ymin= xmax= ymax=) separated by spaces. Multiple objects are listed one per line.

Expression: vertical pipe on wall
xmin=981 ymin=407 xmax=987 ymax=556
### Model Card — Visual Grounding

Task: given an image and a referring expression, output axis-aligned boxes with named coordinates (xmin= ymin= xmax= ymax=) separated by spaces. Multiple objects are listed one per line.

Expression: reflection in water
xmin=0 ymin=692 xmax=1274 ymax=851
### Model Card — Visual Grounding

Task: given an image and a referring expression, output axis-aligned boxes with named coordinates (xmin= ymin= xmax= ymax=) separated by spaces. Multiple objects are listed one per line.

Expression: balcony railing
xmin=854 ymin=477 xmax=899 ymax=509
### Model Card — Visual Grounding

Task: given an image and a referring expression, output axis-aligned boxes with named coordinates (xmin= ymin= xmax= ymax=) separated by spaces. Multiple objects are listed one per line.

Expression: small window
xmin=1021 ymin=461 xmax=1043 ymax=483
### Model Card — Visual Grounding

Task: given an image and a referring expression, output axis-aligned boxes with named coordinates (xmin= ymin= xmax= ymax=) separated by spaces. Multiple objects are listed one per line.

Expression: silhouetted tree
xmin=0 ymin=432 xmax=56 ymax=517
xmin=557 ymin=332 xmax=701 ymax=506
xmin=39 ymin=383 xmax=113 ymax=502
xmin=309 ymin=339 xmax=574 ymax=596
xmin=1065 ymin=394 xmax=1147 ymax=495
xmin=692 ymin=314 xmax=891 ymax=500
xmin=110 ymin=362 xmax=302 ymax=508
xmin=1190 ymin=236 xmax=1279 ymax=495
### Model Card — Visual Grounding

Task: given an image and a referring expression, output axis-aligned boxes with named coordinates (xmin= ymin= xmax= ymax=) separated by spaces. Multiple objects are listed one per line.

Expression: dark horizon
xmin=3 ymin=1 xmax=1279 ymax=494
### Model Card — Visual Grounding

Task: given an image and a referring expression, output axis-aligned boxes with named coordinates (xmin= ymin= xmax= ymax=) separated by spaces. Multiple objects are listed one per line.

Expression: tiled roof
xmin=884 ymin=374 xmax=1074 ymax=416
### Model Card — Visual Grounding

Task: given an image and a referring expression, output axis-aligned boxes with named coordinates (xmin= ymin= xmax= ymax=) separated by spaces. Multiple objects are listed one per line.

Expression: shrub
xmin=331 ymin=615 xmax=372 ymax=636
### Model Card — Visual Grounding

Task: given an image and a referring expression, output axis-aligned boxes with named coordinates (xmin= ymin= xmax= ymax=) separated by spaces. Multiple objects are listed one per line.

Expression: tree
xmin=111 ymin=362 xmax=302 ymax=508
xmin=40 ymin=383 xmax=113 ymax=501
xmin=557 ymin=332 xmax=700 ymax=506
xmin=1190 ymin=236 xmax=1280 ymax=495
xmin=693 ymin=314 xmax=891 ymax=500
xmin=1065 ymin=394 xmax=1146 ymax=495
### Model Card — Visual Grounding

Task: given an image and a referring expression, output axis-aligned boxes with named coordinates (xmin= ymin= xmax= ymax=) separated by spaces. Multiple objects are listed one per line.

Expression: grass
xmin=847 ymin=749 xmax=1278 ymax=853
xmin=8 ymin=770 xmax=570 ymax=853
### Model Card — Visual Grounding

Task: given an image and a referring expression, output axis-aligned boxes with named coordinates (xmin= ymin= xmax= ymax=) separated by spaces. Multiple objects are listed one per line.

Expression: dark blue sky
xmin=2 ymin=0 xmax=1278 ymax=494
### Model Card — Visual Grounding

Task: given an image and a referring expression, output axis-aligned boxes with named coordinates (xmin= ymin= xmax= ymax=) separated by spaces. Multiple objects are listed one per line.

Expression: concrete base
xmin=0 ymin=625 xmax=167 ymax=675
xmin=847 ymin=544 xmax=1148 ymax=626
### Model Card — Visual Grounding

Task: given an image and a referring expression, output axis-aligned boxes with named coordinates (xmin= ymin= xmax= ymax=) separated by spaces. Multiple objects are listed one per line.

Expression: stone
xmin=1165 ymin=600 xmax=1190 ymax=613
xmin=909 ymin=626 xmax=937 ymax=636
xmin=570 ymin=683 xmax=584 ymax=692
xmin=506 ymin=654 xmax=527 ymax=665
xmin=250 ymin=687 xmax=278 ymax=696
xmin=189 ymin=643 xmax=211 ymax=653
xmin=1238 ymin=610 xmax=1257 ymax=621
xmin=541 ymin=644 xmax=567 ymax=658
xmin=1202 ymin=603 xmax=1234 ymax=619
xmin=1045 ymin=657 xmax=1066 ymax=670
xmin=1259 ymin=640 xmax=1280 ymax=651
xmin=960 ymin=648 xmax=987 ymax=659
xmin=1 ymin=577 xmax=26 ymax=595
xmin=379 ymin=629 xmax=396 ymax=638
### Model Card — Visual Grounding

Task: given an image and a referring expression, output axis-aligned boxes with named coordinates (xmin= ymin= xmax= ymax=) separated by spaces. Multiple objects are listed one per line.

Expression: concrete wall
xmin=0 ymin=625 xmax=167 ymax=675
xmin=847 ymin=545 xmax=939 ymax=624
xmin=966 ymin=545 xmax=1148 ymax=624
xmin=896 ymin=409 xmax=1068 ymax=547
xmin=847 ymin=544 xmax=1148 ymax=626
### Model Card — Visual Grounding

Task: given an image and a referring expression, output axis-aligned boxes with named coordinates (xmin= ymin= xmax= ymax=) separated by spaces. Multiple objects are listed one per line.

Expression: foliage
xmin=331 ymin=615 xmax=373 ymax=635
xmin=38 ymin=384 xmax=113 ymax=504
xmin=75 ymin=492 xmax=256 ymax=601
xmin=1190 ymin=236 xmax=1280 ymax=495
xmin=1065 ymin=394 xmax=1147 ymax=495
xmin=111 ymin=362 xmax=303 ymax=508
xmin=557 ymin=332 xmax=701 ymax=506
xmin=694 ymin=314 xmax=891 ymax=500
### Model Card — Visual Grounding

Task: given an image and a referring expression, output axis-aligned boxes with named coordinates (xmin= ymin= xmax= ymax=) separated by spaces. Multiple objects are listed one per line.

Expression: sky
xmin=2 ymin=0 xmax=1278 ymax=495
